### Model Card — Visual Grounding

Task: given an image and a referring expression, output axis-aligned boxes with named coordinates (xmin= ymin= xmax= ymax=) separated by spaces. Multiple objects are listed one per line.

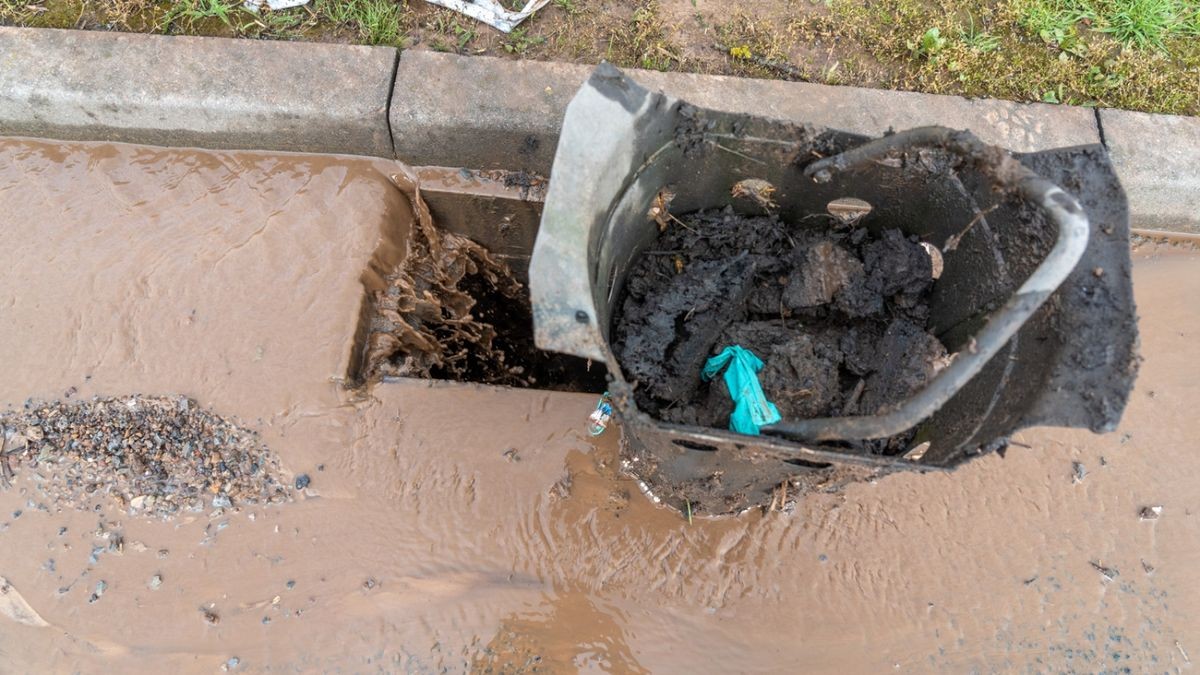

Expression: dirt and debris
xmin=613 ymin=207 xmax=947 ymax=454
xmin=88 ymin=580 xmax=107 ymax=603
xmin=0 ymin=396 xmax=291 ymax=518
xmin=1072 ymin=461 xmax=1088 ymax=484
xmin=1090 ymin=560 xmax=1119 ymax=581
xmin=360 ymin=171 xmax=604 ymax=391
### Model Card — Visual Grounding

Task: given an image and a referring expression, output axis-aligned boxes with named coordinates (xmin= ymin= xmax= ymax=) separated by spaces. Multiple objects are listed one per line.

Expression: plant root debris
xmin=613 ymin=207 xmax=948 ymax=454
xmin=0 ymin=396 xmax=291 ymax=518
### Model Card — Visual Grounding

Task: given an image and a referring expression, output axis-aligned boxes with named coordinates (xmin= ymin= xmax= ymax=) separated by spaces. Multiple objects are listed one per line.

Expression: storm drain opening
xmin=349 ymin=166 xmax=607 ymax=393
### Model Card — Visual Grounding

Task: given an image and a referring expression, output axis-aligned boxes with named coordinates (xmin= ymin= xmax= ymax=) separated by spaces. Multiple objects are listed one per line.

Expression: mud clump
xmin=0 ymin=396 xmax=290 ymax=518
xmin=613 ymin=208 xmax=948 ymax=453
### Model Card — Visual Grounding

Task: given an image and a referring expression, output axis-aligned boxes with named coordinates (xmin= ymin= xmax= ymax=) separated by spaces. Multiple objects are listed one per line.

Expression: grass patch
xmin=319 ymin=0 xmax=407 ymax=46
xmin=790 ymin=0 xmax=1200 ymax=113
xmin=1013 ymin=0 xmax=1199 ymax=50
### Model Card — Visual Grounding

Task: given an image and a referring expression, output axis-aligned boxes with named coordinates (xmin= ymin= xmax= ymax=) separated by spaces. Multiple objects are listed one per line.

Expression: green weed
xmin=503 ymin=26 xmax=545 ymax=54
xmin=910 ymin=26 xmax=948 ymax=57
xmin=162 ymin=0 xmax=239 ymax=30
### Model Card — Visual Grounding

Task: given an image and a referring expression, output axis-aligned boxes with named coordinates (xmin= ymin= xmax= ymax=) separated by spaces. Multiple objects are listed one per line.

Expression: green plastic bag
xmin=701 ymin=345 xmax=781 ymax=435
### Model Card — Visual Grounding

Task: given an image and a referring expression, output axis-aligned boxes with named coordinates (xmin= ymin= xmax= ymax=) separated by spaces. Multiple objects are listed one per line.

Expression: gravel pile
xmin=0 ymin=396 xmax=291 ymax=518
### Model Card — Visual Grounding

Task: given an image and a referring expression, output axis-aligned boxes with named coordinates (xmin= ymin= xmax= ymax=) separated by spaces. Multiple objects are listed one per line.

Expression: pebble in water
xmin=88 ymin=580 xmax=107 ymax=603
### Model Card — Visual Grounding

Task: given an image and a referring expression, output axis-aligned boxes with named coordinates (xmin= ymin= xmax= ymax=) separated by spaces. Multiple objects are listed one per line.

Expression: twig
xmin=943 ymin=204 xmax=999 ymax=252
xmin=667 ymin=211 xmax=698 ymax=233
xmin=685 ymin=500 xmax=693 ymax=525
xmin=840 ymin=379 xmax=865 ymax=416
xmin=712 ymin=142 xmax=767 ymax=166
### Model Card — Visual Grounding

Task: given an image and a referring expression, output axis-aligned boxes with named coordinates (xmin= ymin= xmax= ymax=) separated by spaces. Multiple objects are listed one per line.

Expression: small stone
xmin=1072 ymin=462 xmax=1087 ymax=484
xmin=202 ymin=609 xmax=220 ymax=625
xmin=261 ymin=616 xmax=271 ymax=625
xmin=148 ymin=574 xmax=163 ymax=590
xmin=211 ymin=495 xmax=232 ymax=509
xmin=1089 ymin=560 xmax=1118 ymax=581
xmin=362 ymin=578 xmax=378 ymax=591
xmin=294 ymin=474 xmax=311 ymax=490
xmin=157 ymin=549 xmax=169 ymax=559
xmin=224 ymin=657 xmax=240 ymax=671
xmin=286 ymin=580 xmax=295 ymax=590
xmin=88 ymin=580 xmax=107 ymax=603
xmin=1139 ymin=505 xmax=1163 ymax=520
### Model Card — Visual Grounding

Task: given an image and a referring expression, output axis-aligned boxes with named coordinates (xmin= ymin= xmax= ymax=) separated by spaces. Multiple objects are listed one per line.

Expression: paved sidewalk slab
xmin=391 ymin=50 xmax=1100 ymax=174
xmin=1100 ymin=108 xmax=1200 ymax=233
xmin=0 ymin=27 xmax=396 ymax=156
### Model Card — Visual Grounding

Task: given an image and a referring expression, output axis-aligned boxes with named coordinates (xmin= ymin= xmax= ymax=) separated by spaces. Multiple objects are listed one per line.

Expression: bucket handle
xmin=764 ymin=127 xmax=1090 ymax=442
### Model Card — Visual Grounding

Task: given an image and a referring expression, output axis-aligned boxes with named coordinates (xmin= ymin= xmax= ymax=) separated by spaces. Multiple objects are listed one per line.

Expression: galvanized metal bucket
xmin=530 ymin=64 xmax=1138 ymax=515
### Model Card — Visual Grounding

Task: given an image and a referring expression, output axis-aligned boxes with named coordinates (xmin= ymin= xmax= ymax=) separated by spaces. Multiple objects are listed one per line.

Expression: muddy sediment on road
xmin=0 ymin=138 xmax=1195 ymax=673
xmin=613 ymin=207 xmax=947 ymax=452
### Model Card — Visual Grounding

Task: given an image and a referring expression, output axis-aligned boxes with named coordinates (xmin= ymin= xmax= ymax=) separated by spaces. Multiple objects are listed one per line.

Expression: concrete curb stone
xmin=1099 ymin=108 xmax=1200 ymax=233
xmin=0 ymin=27 xmax=397 ymax=157
xmin=390 ymin=50 xmax=1100 ymax=174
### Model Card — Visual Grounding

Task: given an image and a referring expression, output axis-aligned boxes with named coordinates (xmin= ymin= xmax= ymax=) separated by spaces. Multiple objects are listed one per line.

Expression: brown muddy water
xmin=0 ymin=137 xmax=1197 ymax=673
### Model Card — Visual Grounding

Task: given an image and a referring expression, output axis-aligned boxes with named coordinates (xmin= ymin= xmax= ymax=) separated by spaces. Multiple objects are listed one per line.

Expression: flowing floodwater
xmin=0 ymin=138 xmax=1196 ymax=673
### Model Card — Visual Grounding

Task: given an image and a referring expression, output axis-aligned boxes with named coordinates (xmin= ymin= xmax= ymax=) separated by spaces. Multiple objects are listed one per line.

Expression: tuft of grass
xmin=960 ymin=13 xmax=1002 ymax=51
xmin=160 ymin=0 xmax=241 ymax=33
xmin=605 ymin=1 xmax=684 ymax=72
xmin=503 ymin=26 xmax=545 ymax=54
xmin=1092 ymin=0 xmax=1183 ymax=49
xmin=1015 ymin=0 xmax=1200 ymax=51
xmin=315 ymin=0 xmax=406 ymax=47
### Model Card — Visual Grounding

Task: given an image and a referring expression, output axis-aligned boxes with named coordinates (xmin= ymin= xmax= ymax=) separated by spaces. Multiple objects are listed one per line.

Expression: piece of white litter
xmin=243 ymin=0 xmax=309 ymax=12
xmin=1139 ymin=505 xmax=1163 ymax=520
xmin=423 ymin=0 xmax=550 ymax=33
